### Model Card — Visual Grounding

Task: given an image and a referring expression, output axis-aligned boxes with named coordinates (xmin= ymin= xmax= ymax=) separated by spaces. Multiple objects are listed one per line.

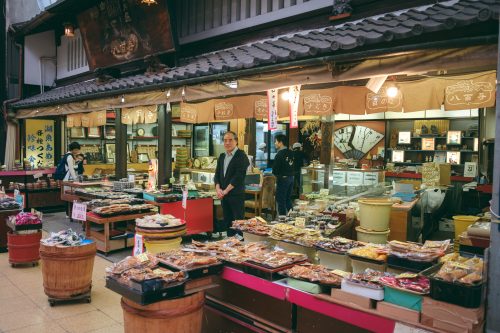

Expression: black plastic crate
xmin=420 ymin=263 xmax=483 ymax=308
xmin=241 ymin=261 xmax=306 ymax=281
xmin=387 ymin=255 xmax=436 ymax=273
xmin=105 ymin=277 xmax=185 ymax=305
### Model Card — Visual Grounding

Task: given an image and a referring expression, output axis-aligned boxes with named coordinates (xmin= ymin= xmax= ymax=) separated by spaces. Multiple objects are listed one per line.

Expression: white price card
xmin=71 ymin=201 xmax=87 ymax=221
xmin=363 ymin=172 xmax=379 ymax=185
xmin=133 ymin=234 xmax=144 ymax=256
xmin=464 ymin=162 xmax=478 ymax=178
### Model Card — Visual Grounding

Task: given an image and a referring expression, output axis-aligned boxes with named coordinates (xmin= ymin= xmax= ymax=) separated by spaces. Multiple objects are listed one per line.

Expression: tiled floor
xmin=0 ymin=243 xmax=124 ymax=333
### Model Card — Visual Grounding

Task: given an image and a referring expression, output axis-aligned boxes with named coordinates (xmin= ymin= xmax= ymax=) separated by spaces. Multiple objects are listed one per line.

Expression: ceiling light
xmin=166 ymin=89 xmax=171 ymax=98
xmin=281 ymin=91 xmax=290 ymax=101
xmin=182 ymin=87 xmax=186 ymax=97
xmin=121 ymin=95 xmax=125 ymax=103
xmin=366 ymin=75 xmax=388 ymax=94
xmin=387 ymin=86 xmax=399 ymax=98
xmin=222 ymin=80 xmax=238 ymax=89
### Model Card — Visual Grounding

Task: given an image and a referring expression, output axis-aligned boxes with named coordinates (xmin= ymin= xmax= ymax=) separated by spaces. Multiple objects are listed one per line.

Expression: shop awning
xmin=12 ymin=0 xmax=498 ymax=118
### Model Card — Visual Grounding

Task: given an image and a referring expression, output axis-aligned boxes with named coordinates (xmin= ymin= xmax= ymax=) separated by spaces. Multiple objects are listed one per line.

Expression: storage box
xmin=317 ymin=249 xmax=351 ymax=271
xmin=387 ymin=255 xmax=435 ymax=273
xmin=383 ymin=286 xmax=423 ymax=311
xmin=376 ymin=301 xmax=420 ymax=324
xmin=422 ymin=315 xmax=485 ymax=333
xmin=330 ymin=288 xmax=376 ymax=309
xmin=421 ymin=297 xmax=484 ymax=329
xmin=340 ymin=279 xmax=384 ymax=301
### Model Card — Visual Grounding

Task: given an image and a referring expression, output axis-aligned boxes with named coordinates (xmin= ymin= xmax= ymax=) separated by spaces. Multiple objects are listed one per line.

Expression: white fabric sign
xmin=289 ymin=85 xmax=301 ymax=128
xmin=267 ymin=88 xmax=278 ymax=130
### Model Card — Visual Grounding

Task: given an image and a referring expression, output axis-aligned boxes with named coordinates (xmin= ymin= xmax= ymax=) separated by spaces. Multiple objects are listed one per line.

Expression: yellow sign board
xmin=25 ymin=119 xmax=55 ymax=168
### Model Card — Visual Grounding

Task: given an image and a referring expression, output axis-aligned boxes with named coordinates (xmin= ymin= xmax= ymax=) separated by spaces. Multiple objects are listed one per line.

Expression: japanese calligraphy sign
xmin=444 ymin=72 xmax=495 ymax=110
xmin=303 ymin=93 xmax=334 ymax=115
xmin=254 ymin=98 xmax=268 ymax=118
xmin=71 ymin=201 xmax=87 ymax=221
xmin=25 ymin=119 xmax=55 ymax=168
xmin=289 ymin=85 xmax=301 ymax=128
xmin=214 ymin=102 xmax=234 ymax=120
xmin=267 ymin=89 xmax=278 ymax=130
xmin=366 ymin=86 xmax=403 ymax=113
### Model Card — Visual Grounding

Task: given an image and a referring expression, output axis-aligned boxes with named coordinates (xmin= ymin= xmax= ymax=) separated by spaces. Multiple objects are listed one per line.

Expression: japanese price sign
xmin=25 ymin=119 xmax=55 ymax=168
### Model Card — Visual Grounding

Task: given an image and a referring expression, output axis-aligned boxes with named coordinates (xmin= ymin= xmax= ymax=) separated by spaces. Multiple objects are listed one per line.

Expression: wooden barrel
xmin=39 ymin=242 xmax=96 ymax=299
xmin=7 ymin=231 xmax=42 ymax=264
xmin=121 ymin=292 xmax=204 ymax=333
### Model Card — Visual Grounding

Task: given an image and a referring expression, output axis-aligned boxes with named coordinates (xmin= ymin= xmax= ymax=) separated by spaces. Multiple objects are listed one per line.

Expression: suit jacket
xmin=214 ymin=149 xmax=250 ymax=197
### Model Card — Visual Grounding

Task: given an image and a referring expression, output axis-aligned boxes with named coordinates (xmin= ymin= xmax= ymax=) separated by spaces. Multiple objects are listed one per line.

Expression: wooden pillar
xmin=114 ymin=108 xmax=127 ymax=179
xmin=158 ymin=104 xmax=172 ymax=186
xmin=245 ymin=118 xmax=256 ymax=157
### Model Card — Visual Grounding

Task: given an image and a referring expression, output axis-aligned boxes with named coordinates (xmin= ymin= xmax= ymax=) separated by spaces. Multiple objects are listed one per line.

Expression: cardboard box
xmin=422 ymin=163 xmax=451 ymax=186
xmin=439 ymin=163 xmax=451 ymax=186
xmin=421 ymin=297 xmax=484 ymax=327
xmin=376 ymin=301 xmax=420 ymax=324
xmin=420 ymin=314 xmax=484 ymax=333
xmin=330 ymin=288 xmax=375 ymax=309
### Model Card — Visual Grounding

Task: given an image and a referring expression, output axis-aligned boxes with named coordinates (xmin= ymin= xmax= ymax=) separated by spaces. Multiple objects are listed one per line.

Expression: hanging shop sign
xmin=25 ymin=119 xmax=55 ymax=168
xmin=66 ymin=111 xmax=106 ymax=128
xmin=366 ymin=86 xmax=403 ymax=113
xmin=303 ymin=93 xmax=334 ymax=115
xmin=267 ymin=89 xmax=278 ymax=130
xmin=214 ymin=102 xmax=234 ymax=120
xmin=180 ymin=103 xmax=198 ymax=123
xmin=254 ymin=98 xmax=268 ymax=119
xmin=444 ymin=72 xmax=496 ymax=110
xmin=121 ymin=105 xmax=158 ymax=125
xmin=77 ymin=0 xmax=175 ymax=70
xmin=289 ymin=85 xmax=301 ymax=128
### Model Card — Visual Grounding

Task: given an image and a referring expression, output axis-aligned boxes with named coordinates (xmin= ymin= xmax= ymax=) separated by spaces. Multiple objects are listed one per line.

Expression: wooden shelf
xmin=129 ymin=136 xmax=159 ymax=140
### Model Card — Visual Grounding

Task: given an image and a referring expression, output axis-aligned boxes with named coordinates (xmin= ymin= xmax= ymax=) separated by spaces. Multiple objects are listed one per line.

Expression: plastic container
xmin=358 ymin=199 xmax=393 ymax=231
xmin=453 ymin=216 xmax=480 ymax=243
xmin=144 ymin=237 xmax=182 ymax=254
xmin=350 ymin=256 xmax=386 ymax=274
xmin=383 ymin=286 xmax=423 ymax=311
xmin=242 ymin=231 xmax=272 ymax=244
xmin=355 ymin=226 xmax=390 ymax=244
xmin=341 ymin=279 xmax=384 ymax=300
xmin=421 ymin=263 xmax=483 ymax=308
xmin=387 ymin=255 xmax=435 ymax=273
xmin=317 ymin=249 xmax=352 ymax=271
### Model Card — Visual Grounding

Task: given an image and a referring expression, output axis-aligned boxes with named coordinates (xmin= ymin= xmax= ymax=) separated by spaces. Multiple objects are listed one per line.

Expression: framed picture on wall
xmin=446 ymin=151 xmax=461 ymax=165
xmin=447 ymin=131 xmax=461 ymax=145
xmin=392 ymin=150 xmax=405 ymax=163
xmin=398 ymin=131 xmax=411 ymax=144
xmin=105 ymin=126 xmax=116 ymax=139
xmin=87 ymin=127 xmax=101 ymax=138
xmin=70 ymin=127 xmax=86 ymax=139
xmin=422 ymin=138 xmax=435 ymax=151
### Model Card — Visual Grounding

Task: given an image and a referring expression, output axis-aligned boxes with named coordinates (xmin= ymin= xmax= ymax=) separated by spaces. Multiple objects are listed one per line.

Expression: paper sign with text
xmin=71 ymin=202 xmax=87 ymax=221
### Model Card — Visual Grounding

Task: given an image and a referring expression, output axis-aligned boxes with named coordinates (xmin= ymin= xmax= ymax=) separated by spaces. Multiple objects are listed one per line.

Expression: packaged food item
xmin=232 ymin=218 xmax=271 ymax=235
xmin=348 ymin=245 xmax=388 ymax=262
xmin=316 ymin=237 xmax=361 ymax=253
xmin=344 ymin=269 xmax=387 ymax=290
xmin=388 ymin=240 xmax=449 ymax=262
xmin=281 ymin=263 xmax=343 ymax=286
xmin=156 ymin=250 xmax=221 ymax=269
xmin=433 ymin=256 xmax=484 ymax=285
xmin=379 ymin=273 xmax=430 ymax=294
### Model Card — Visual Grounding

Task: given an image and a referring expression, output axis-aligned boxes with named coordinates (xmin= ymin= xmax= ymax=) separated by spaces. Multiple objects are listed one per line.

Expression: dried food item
xmin=388 ymin=240 xmax=449 ymax=262
xmin=107 ymin=253 xmax=159 ymax=275
xmin=41 ymin=229 xmax=86 ymax=246
xmin=10 ymin=212 xmax=42 ymax=225
xmin=232 ymin=218 xmax=271 ymax=235
xmin=344 ymin=269 xmax=387 ymax=290
xmin=189 ymin=238 xmax=269 ymax=263
xmin=87 ymin=198 xmax=145 ymax=210
xmin=348 ymin=245 xmax=388 ymax=262
xmin=379 ymin=273 xmax=430 ymax=294
xmin=316 ymin=237 xmax=361 ymax=253
xmin=433 ymin=256 xmax=483 ymax=285
xmin=92 ymin=203 xmax=156 ymax=216
xmin=246 ymin=249 xmax=307 ymax=268
xmin=0 ymin=197 xmax=22 ymax=210
xmin=270 ymin=223 xmax=324 ymax=247
xmin=156 ymin=250 xmax=221 ymax=270
xmin=136 ymin=214 xmax=184 ymax=228
xmin=281 ymin=263 xmax=343 ymax=286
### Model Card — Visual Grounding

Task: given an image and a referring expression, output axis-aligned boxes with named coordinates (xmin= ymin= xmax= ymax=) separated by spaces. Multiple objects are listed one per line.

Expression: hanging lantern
xmin=64 ymin=23 xmax=74 ymax=37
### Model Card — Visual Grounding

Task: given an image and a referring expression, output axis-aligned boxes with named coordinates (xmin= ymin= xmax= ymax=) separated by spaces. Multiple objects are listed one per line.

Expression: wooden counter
xmin=390 ymin=198 xmax=421 ymax=242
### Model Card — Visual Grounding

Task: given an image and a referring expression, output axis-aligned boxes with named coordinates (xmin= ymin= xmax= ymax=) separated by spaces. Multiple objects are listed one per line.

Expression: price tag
xmin=128 ymin=174 xmax=136 ymax=182
xmin=153 ymin=268 xmax=172 ymax=277
xmin=136 ymin=252 xmax=149 ymax=263
xmin=363 ymin=172 xmax=379 ymax=185
xmin=33 ymin=173 xmax=43 ymax=179
xmin=331 ymin=171 xmax=346 ymax=185
xmin=295 ymin=217 xmax=306 ymax=228
xmin=319 ymin=189 xmax=330 ymax=196
xmin=464 ymin=162 xmax=478 ymax=178
xmin=396 ymin=272 xmax=418 ymax=279
xmin=71 ymin=201 xmax=87 ymax=221
xmin=331 ymin=269 xmax=350 ymax=278
xmin=133 ymin=234 xmax=144 ymax=256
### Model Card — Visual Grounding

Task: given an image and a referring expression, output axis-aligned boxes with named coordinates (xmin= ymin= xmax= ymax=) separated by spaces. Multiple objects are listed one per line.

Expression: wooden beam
xmin=114 ymin=108 xmax=127 ymax=179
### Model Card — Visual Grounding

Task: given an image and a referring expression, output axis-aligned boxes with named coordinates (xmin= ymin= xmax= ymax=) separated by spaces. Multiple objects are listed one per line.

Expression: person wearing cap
xmin=255 ymin=142 xmax=267 ymax=169
xmin=292 ymin=142 xmax=307 ymax=198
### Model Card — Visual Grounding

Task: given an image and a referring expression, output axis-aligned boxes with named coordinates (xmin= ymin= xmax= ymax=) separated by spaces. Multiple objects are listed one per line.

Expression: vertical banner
xmin=182 ymin=186 xmax=188 ymax=209
xmin=25 ymin=119 xmax=55 ymax=168
xmin=267 ymin=89 xmax=278 ymax=130
xmin=289 ymin=85 xmax=301 ymax=128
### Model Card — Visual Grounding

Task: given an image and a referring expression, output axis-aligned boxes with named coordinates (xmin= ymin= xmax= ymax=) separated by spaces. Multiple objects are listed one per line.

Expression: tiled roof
xmin=12 ymin=0 xmax=499 ymax=109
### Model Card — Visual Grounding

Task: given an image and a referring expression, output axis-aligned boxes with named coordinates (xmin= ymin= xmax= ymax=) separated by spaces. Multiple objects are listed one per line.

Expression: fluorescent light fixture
xmin=366 ymin=75 xmax=388 ymax=93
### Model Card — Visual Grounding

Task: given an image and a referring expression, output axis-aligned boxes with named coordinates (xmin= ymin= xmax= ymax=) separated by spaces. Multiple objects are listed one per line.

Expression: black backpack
xmin=53 ymin=153 xmax=71 ymax=180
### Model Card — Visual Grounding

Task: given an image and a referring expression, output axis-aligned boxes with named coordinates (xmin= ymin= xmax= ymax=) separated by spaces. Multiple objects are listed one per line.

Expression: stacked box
xmin=421 ymin=297 xmax=484 ymax=333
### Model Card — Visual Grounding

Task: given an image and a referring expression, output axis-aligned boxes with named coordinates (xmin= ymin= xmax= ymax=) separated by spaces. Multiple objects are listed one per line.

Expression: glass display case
xmin=193 ymin=125 xmax=210 ymax=157
xmin=300 ymin=165 xmax=328 ymax=194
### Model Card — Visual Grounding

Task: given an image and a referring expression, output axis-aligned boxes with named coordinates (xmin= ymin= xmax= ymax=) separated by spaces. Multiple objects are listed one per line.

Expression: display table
xmin=146 ymin=196 xmax=213 ymax=235
xmin=85 ymin=211 xmax=156 ymax=254
xmin=213 ymin=267 xmax=447 ymax=333
xmin=0 ymin=169 xmax=63 ymax=210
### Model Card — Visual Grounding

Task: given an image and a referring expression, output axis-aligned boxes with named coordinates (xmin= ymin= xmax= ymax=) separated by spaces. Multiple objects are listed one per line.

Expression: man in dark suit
xmin=214 ymin=131 xmax=250 ymax=236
